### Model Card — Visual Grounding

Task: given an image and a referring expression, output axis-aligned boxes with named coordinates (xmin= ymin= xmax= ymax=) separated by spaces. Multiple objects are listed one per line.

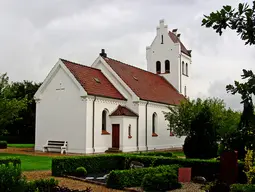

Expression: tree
xmin=202 ymin=1 xmax=255 ymax=45
xmin=0 ymin=73 xmax=27 ymax=135
xmin=164 ymin=97 xmax=240 ymax=141
xmin=202 ymin=1 xmax=255 ymax=159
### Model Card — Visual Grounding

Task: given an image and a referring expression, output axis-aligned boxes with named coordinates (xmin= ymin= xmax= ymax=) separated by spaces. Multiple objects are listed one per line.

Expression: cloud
xmin=0 ymin=0 xmax=254 ymax=110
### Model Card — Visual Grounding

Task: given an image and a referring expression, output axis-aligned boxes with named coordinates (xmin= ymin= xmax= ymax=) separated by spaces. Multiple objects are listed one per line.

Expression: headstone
xmin=130 ymin=161 xmax=144 ymax=169
xmin=178 ymin=168 xmax=191 ymax=183
xmin=220 ymin=150 xmax=238 ymax=185
xmin=193 ymin=176 xmax=207 ymax=184
xmin=85 ymin=177 xmax=94 ymax=180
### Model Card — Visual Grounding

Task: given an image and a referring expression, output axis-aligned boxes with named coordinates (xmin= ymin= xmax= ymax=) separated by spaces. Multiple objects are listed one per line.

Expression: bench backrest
xmin=48 ymin=140 xmax=67 ymax=146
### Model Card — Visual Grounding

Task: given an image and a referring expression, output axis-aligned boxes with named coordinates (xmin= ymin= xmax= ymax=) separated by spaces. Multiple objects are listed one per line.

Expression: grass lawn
xmin=172 ymin=151 xmax=185 ymax=157
xmin=0 ymin=153 xmax=51 ymax=171
xmin=7 ymin=144 xmax=35 ymax=148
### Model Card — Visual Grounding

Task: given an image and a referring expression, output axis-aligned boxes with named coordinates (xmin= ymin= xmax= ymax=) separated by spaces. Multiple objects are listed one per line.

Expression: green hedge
xmin=0 ymin=141 xmax=7 ymax=149
xmin=230 ymin=184 xmax=255 ymax=192
xmin=25 ymin=178 xmax=58 ymax=192
xmin=106 ymin=165 xmax=179 ymax=189
xmin=141 ymin=171 xmax=182 ymax=191
xmin=52 ymin=154 xmax=125 ymax=176
xmin=0 ymin=157 xmax=21 ymax=166
xmin=52 ymin=154 xmax=246 ymax=183
xmin=135 ymin=151 xmax=176 ymax=158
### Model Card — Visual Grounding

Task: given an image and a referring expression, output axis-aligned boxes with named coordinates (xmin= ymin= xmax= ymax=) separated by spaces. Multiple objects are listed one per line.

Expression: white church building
xmin=34 ymin=19 xmax=192 ymax=154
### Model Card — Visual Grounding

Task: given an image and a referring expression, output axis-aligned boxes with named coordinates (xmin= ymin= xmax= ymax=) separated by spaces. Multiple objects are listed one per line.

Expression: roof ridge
xmin=105 ymin=57 xmax=164 ymax=76
xmin=60 ymin=58 xmax=101 ymax=71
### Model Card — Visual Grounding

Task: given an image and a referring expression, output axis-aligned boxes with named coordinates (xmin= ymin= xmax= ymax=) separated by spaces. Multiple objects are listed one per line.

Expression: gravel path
xmin=23 ymin=171 xmax=122 ymax=192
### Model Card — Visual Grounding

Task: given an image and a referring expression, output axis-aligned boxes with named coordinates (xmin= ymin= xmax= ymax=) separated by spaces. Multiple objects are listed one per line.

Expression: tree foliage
xmin=202 ymin=1 xmax=255 ymax=45
xmin=164 ymin=98 xmax=240 ymax=140
xmin=0 ymin=73 xmax=27 ymax=134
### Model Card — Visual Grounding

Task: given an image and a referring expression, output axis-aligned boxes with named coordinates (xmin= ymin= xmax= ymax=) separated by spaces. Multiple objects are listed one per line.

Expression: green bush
xmin=0 ymin=157 xmax=21 ymax=166
xmin=75 ymin=167 xmax=87 ymax=177
xmin=141 ymin=171 xmax=181 ymax=191
xmin=52 ymin=153 xmax=246 ymax=183
xmin=25 ymin=178 xmax=58 ymax=192
xmin=52 ymin=154 xmax=125 ymax=176
xmin=230 ymin=184 xmax=255 ymax=192
xmin=0 ymin=141 xmax=7 ymax=149
xmin=106 ymin=165 xmax=179 ymax=189
xmin=0 ymin=163 xmax=27 ymax=192
xmin=136 ymin=151 xmax=176 ymax=158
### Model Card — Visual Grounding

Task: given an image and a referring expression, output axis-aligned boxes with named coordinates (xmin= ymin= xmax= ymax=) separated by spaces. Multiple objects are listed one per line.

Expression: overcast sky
xmin=0 ymin=0 xmax=254 ymax=111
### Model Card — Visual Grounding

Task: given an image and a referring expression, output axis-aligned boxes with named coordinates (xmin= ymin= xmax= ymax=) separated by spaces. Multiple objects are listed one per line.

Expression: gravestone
xmin=129 ymin=161 xmax=144 ymax=169
xmin=178 ymin=168 xmax=191 ymax=182
xmin=220 ymin=150 xmax=238 ymax=185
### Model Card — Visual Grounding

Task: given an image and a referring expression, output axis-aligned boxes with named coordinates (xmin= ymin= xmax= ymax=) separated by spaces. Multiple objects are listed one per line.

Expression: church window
xmin=128 ymin=124 xmax=132 ymax=138
xmin=182 ymin=61 xmax=185 ymax=75
xmin=102 ymin=109 xmax=110 ymax=135
xmin=152 ymin=113 xmax=158 ymax=137
xmin=186 ymin=63 xmax=188 ymax=76
xmin=184 ymin=86 xmax=187 ymax=97
xmin=161 ymin=35 xmax=164 ymax=44
xmin=156 ymin=61 xmax=161 ymax=74
xmin=165 ymin=60 xmax=170 ymax=73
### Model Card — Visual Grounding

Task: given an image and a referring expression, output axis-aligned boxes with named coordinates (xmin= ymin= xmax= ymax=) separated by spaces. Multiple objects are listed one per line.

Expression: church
xmin=34 ymin=19 xmax=192 ymax=154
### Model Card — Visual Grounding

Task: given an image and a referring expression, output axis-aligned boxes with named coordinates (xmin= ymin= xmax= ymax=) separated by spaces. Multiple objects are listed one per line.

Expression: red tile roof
xmin=61 ymin=59 xmax=126 ymax=100
xmin=110 ymin=105 xmax=138 ymax=117
xmin=168 ymin=31 xmax=191 ymax=57
xmin=103 ymin=57 xmax=186 ymax=105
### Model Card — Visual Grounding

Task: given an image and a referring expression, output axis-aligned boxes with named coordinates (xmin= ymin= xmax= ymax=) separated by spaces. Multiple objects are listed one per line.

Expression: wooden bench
xmin=43 ymin=140 xmax=68 ymax=154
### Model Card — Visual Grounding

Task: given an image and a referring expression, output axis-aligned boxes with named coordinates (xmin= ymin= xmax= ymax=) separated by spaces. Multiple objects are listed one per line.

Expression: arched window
xmin=161 ymin=35 xmax=164 ymax=44
xmin=102 ymin=110 xmax=107 ymax=131
xmin=186 ymin=63 xmax=188 ymax=76
xmin=165 ymin=60 xmax=170 ymax=73
xmin=152 ymin=113 xmax=157 ymax=134
xmin=184 ymin=86 xmax=187 ymax=97
xmin=128 ymin=124 xmax=132 ymax=138
xmin=182 ymin=61 xmax=185 ymax=75
xmin=156 ymin=61 xmax=161 ymax=74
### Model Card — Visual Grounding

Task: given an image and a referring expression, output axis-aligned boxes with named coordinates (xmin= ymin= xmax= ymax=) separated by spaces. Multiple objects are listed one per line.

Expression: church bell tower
xmin=146 ymin=19 xmax=192 ymax=97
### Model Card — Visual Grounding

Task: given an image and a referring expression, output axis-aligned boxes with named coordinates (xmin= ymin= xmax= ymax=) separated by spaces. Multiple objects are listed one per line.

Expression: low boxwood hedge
xmin=106 ymin=164 xmax=179 ymax=189
xmin=52 ymin=154 xmax=125 ymax=176
xmin=135 ymin=151 xmax=176 ymax=158
xmin=0 ymin=141 xmax=7 ymax=149
xmin=0 ymin=157 xmax=21 ymax=166
xmin=52 ymin=153 xmax=246 ymax=183
xmin=141 ymin=171 xmax=182 ymax=191
xmin=230 ymin=184 xmax=255 ymax=192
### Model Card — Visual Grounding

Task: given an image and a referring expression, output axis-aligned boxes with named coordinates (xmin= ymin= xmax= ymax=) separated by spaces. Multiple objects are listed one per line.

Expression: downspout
xmin=92 ymin=96 xmax=96 ymax=153
xmin=136 ymin=116 xmax=139 ymax=152
xmin=145 ymin=101 xmax=149 ymax=151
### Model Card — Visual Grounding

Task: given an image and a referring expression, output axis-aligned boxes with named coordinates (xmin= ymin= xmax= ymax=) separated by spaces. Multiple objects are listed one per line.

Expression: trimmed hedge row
xmin=230 ymin=184 xmax=255 ymax=192
xmin=52 ymin=154 xmax=125 ymax=176
xmin=0 ymin=157 xmax=21 ymax=166
xmin=0 ymin=141 xmax=7 ymax=149
xmin=106 ymin=164 xmax=179 ymax=189
xmin=52 ymin=154 xmax=246 ymax=183
xmin=134 ymin=151 xmax=176 ymax=158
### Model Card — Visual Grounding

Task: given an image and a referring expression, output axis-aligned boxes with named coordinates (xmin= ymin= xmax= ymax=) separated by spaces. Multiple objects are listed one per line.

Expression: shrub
xmin=230 ymin=184 xmax=255 ymax=192
xmin=0 ymin=163 xmax=27 ymax=192
xmin=25 ymin=178 xmax=58 ymax=192
xmin=0 ymin=157 xmax=21 ymax=166
xmin=75 ymin=167 xmax=87 ymax=177
xmin=0 ymin=141 xmax=7 ymax=149
xmin=141 ymin=171 xmax=181 ymax=191
xmin=54 ymin=186 xmax=92 ymax=192
xmin=52 ymin=154 xmax=125 ymax=176
xmin=106 ymin=164 xmax=179 ymax=189
xmin=136 ymin=151 xmax=176 ymax=158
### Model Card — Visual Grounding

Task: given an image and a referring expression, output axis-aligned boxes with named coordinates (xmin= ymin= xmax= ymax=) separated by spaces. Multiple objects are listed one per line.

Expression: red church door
xmin=112 ymin=124 xmax=120 ymax=149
